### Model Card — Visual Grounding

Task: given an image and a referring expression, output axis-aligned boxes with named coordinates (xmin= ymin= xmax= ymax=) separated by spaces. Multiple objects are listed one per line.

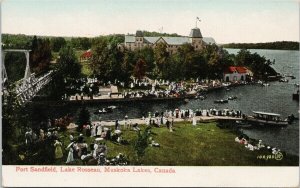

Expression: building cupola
xmin=189 ymin=27 xmax=203 ymax=38
xmin=135 ymin=30 xmax=143 ymax=37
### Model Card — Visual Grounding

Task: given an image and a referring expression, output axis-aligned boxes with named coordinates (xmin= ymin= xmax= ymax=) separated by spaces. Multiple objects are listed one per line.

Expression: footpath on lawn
xmin=61 ymin=121 xmax=298 ymax=166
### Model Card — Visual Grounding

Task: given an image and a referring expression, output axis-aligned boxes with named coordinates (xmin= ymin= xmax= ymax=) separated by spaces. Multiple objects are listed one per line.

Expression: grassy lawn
xmin=57 ymin=121 xmax=298 ymax=166
xmin=81 ymin=62 xmax=92 ymax=77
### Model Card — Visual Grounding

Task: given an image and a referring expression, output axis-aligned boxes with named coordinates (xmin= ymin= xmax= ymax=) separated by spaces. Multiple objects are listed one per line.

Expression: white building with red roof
xmin=223 ymin=66 xmax=249 ymax=82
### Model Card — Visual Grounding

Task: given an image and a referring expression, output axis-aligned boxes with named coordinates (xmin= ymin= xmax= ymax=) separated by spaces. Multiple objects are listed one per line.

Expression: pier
xmin=84 ymin=115 xmax=242 ymax=128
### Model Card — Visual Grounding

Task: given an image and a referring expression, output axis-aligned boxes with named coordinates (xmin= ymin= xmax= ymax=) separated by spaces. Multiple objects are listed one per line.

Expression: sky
xmin=1 ymin=0 xmax=299 ymax=43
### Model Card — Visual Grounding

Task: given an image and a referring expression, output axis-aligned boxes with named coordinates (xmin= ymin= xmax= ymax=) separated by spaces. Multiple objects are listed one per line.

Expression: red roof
xmin=81 ymin=51 xmax=92 ymax=58
xmin=224 ymin=66 xmax=248 ymax=74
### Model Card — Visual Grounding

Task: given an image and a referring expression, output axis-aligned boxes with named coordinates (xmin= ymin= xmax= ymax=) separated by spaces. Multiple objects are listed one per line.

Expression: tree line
xmin=222 ymin=41 xmax=299 ymax=51
xmin=2 ymin=33 xmax=278 ymax=85
xmin=89 ymin=38 xmax=278 ymax=83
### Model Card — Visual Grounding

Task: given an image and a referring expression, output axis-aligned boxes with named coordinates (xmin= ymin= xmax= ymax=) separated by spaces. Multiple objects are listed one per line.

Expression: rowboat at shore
xmin=214 ymin=99 xmax=228 ymax=104
xmin=245 ymin=111 xmax=289 ymax=127
xmin=94 ymin=106 xmax=117 ymax=114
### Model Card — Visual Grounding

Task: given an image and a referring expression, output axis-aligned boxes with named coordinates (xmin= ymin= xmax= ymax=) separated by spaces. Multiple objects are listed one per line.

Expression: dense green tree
xmin=30 ymin=36 xmax=52 ymax=73
xmin=90 ymin=38 xmax=109 ymax=79
xmin=70 ymin=37 xmax=91 ymax=50
xmin=2 ymin=34 xmax=32 ymax=49
xmin=50 ymin=37 xmax=66 ymax=52
xmin=134 ymin=126 xmax=151 ymax=162
xmin=57 ymin=46 xmax=81 ymax=78
xmin=107 ymin=45 xmax=124 ymax=82
xmin=90 ymin=38 xmax=124 ymax=82
xmin=91 ymin=34 xmax=124 ymax=47
xmin=134 ymin=47 xmax=155 ymax=76
xmin=77 ymin=107 xmax=91 ymax=132
xmin=222 ymin=41 xmax=299 ymax=51
xmin=142 ymin=31 xmax=182 ymax=37
xmin=4 ymin=53 xmax=27 ymax=83
xmin=48 ymin=46 xmax=81 ymax=99
xmin=133 ymin=58 xmax=147 ymax=80
xmin=176 ymin=43 xmax=196 ymax=79
xmin=120 ymin=50 xmax=135 ymax=83
xmin=2 ymin=86 xmax=29 ymax=164
xmin=235 ymin=49 xmax=276 ymax=79
xmin=154 ymin=42 xmax=169 ymax=79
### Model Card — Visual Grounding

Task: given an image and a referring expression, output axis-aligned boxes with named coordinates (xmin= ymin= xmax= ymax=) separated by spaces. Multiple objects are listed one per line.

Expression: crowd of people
xmin=21 ymin=104 xmax=244 ymax=165
xmin=66 ymin=76 xmax=252 ymax=101
xmin=235 ymin=134 xmax=282 ymax=155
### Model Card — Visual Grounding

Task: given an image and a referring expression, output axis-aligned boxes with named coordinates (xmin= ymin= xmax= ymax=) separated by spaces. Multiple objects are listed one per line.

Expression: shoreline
xmin=31 ymin=81 xmax=257 ymax=106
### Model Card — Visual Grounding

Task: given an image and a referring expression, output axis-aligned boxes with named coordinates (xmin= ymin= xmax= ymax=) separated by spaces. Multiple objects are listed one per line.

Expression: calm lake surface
xmin=30 ymin=49 xmax=299 ymax=156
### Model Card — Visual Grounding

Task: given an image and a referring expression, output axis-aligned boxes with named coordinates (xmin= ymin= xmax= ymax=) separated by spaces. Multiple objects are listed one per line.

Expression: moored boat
xmin=227 ymin=96 xmax=237 ymax=100
xmin=244 ymin=111 xmax=289 ymax=127
xmin=214 ymin=99 xmax=228 ymax=104
xmin=292 ymin=84 xmax=299 ymax=101
xmin=94 ymin=106 xmax=117 ymax=114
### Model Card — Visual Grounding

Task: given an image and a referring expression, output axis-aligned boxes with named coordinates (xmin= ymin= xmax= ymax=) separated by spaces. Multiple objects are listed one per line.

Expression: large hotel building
xmin=119 ymin=27 xmax=216 ymax=54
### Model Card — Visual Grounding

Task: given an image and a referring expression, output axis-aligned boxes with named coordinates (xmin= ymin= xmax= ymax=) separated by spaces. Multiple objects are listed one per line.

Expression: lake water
xmin=30 ymin=49 xmax=300 ymax=156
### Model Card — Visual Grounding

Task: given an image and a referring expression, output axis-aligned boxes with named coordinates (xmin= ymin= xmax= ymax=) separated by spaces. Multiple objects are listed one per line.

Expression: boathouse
xmin=223 ymin=66 xmax=249 ymax=82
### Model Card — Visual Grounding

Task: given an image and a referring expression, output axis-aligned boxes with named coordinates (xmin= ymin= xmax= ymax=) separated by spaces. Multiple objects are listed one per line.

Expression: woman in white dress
xmin=192 ymin=114 xmax=197 ymax=126
xmin=96 ymin=124 xmax=102 ymax=137
xmin=66 ymin=142 xmax=75 ymax=164
xmin=91 ymin=124 xmax=96 ymax=137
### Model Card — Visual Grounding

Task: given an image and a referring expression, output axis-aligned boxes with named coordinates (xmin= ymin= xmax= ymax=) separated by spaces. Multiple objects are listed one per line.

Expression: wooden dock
xmin=87 ymin=115 xmax=242 ymax=127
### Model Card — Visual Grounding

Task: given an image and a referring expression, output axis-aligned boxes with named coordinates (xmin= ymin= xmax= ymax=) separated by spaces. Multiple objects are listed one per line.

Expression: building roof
xmin=162 ymin=37 xmax=190 ymax=45
xmin=189 ymin=27 xmax=203 ymax=38
xmin=125 ymin=35 xmax=216 ymax=45
xmin=252 ymin=111 xmax=281 ymax=117
xmin=144 ymin=37 xmax=160 ymax=44
xmin=202 ymin=37 xmax=216 ymax=45
xmin=81 ymin=50 xmax=92 ymax=58
xmin=224 ymin=66 xmax=248 ymax=74
xmin=125 ymin=35 xmax=135 ymax=43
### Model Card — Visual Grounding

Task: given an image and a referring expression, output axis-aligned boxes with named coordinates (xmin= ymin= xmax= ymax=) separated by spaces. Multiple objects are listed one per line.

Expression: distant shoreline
xmin=222 ymin=41 xmax=299 ymax=51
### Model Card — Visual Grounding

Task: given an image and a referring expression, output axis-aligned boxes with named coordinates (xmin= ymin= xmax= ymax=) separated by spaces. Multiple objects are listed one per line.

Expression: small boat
xmin=279 ymin=78 xmax=289 ymax=82
xmin=94 ymin=106 xmax=117 ymax=114
xmin=222 ymin=83 xmax=231 ymax=87
xmin=262 ymin=83 xmax=270 ymax=87
xmin=292 ymin=84 xmax=299 ymax=101
xmin=235 ymin=120 xmax=252 ymax=128
xmin=184 ymin=99 xmax=189 ymax=103
xmin=227 ymin=96 xmax=237 ymax=100
xmin=94 ymin=108 xmax=108 ymax=114
xmin=245 ymin=111 xmax=289 ymax=127
xmin=286 ymin=74 xmax=296 ymax=79
xmin=257 ymin=80 xmax=263 ymax=85
xmin=214 ymin=99 xmax=228 ymax=104
xmin=292 ymin=93 xmax=299 ymax=101
xmin=195 ymin=95 xmax=206 ymax=100
xmin=107 ymin=105 xmax=117 ymax=110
